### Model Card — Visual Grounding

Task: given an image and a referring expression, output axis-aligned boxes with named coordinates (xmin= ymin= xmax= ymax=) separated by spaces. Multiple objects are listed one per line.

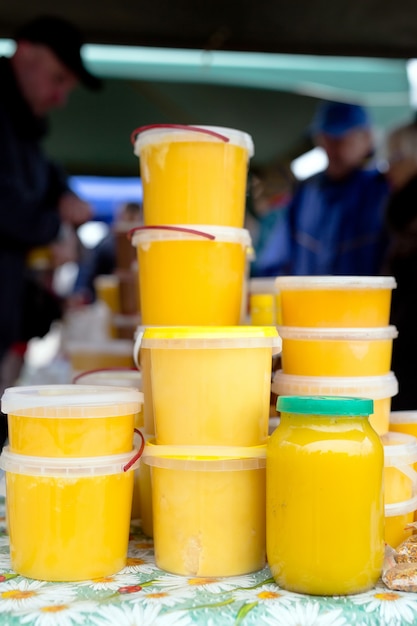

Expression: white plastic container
xmin=272 ymin=370 xmax=398 ymax=435
xmin=382 ymin=431 xmax=417 ymax=549
xmin=275 ymin=275 xmax=396 ymax=328
xmin=133 ymin=124 xmax=254 ymax=227
xmin=2 ymin=384 xmax=142 ymax=457
xmin=0 ymin=447 xmax=140 ymax=581
xmin=278 ymin=325 xmax=398 ymax=376
xmin=131 ymin=225 xmax=252 ymax=326
xmin=142 ymin=442 xmax=266 ymax=576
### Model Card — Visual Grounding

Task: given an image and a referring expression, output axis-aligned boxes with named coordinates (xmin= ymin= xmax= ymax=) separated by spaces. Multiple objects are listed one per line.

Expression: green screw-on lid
xmin=277 ymin=395 xmax=373 ymax=416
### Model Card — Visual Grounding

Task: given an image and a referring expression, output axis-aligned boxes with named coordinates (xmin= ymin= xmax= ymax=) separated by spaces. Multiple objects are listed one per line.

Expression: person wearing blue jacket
xmin=251 ymin=101 xmax=390 ymax=277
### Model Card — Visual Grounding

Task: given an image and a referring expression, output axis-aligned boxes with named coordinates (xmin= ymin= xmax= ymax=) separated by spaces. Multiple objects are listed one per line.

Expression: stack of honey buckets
xmin=129 ymin=124 xmax=281 ymax=576
xmin=271 ymin=276 xmax=417 ymax=551
xmin=0 ymin=383 xmax=144 ymax=581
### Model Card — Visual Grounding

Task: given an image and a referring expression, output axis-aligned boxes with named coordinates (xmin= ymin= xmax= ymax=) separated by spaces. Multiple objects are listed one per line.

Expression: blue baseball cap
xmin=311 ymin=101 xmax=371 ymax=137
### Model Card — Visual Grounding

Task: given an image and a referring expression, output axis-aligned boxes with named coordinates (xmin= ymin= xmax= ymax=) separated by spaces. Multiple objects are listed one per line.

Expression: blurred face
xmin=12 ymin=41 xmax=79 ymax=116
xmin=316 ymin=128 xmax=373 ymax=180
xmin=385 ymin=137 xmax=417 ymax=191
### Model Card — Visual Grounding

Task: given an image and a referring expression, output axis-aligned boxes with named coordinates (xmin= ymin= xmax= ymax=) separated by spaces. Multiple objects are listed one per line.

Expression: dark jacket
xmin=252 ymin=167 xmax=390 ymax=277
xmin=385 ymin=175 xmax=417 ymax=409
xmin=0 ymin=57 xmax=66 ymax=356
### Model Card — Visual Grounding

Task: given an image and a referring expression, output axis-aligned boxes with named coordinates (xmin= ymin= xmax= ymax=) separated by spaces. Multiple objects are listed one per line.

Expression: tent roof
xmin=1 ymin=0 xmax=417 ymax=59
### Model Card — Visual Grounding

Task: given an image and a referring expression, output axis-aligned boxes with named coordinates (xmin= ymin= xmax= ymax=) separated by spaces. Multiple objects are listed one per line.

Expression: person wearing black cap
xmin=0 ymin=16 xmax=102 ymax=447
xmin=251 ymin=100 xmax=390 ymax=277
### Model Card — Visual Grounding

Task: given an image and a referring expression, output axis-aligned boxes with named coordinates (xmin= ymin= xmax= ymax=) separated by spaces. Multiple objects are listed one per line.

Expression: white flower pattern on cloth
xmin=0 ymin=495 xmax=416 ymax=625
xmin=0 ymin=579 xmax=77 ymax=612
xmin=16 ymin=600 xmax=99 ymax=626
xmin=350 ymin=586 xmax=417 ymax=624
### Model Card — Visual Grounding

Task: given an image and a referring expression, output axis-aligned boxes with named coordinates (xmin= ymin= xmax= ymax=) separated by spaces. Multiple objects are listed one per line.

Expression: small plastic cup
xmin=275 ymin=276 xmax=397 ymax=328
xmin=137 ymin=326 xmax=281 ymax=446
xmin=132 ymin=124 xmax=254 ymax=227
xmin=2 ymin=384 xmax=143 ymax=457
xmin=272 ymin=371 xmax=398 ymax=435
xmin=131 ymin=225 xmax=252 ymax=326
xmin=66 ymin=339 xmax=135 ymax=374
xmin=142 ymin=441 xmax=266 ymax=576
xmin=0 ymin=447 xmax=140 ymax=581
xmin=382 ymin=431 xmax=417 ymax=549
xmin=278 ymin=326 xmax=398 ymax=377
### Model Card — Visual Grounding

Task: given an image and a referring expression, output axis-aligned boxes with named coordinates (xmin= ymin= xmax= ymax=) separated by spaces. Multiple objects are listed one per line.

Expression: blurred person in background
xmin=251 ymin=101 xmax=390 ymax=277
xmin=0 ymin=15 xmax=102 ymax=447
xmin=384 ymin=119 xmax=417 ymax=409
xmin=69 ymin=201 xmax=143 ymax=306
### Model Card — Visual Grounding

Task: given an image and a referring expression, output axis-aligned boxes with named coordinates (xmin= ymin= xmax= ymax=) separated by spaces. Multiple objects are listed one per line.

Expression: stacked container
xmin=130 ymin=123 xmax=282 ymax=575
xmin=138 ymin=325 xmax=281 ymax=576
xmin=270 ymin=275 xmax=417 ymax=549
xmin=0 ymin=384 xmax=143 ymax=581
xmin=272 ymin=276 xmax=398 ymax=436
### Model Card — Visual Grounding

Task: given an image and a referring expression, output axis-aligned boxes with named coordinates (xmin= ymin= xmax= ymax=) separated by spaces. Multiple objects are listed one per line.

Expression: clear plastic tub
xmin=66 ymin=339 xmax=135 ymax=373
xmin=0 ymin=447 xmax=140 ymax=581
xmin=142 ymin=441 xmax=266 ymax=576
xmin=390 ymin=411 xmax=417 ymax=440
xmin=382 ymin=431 xmax=417 ymax=549
xmin=278 ymin=325 xmax=398 ymax=376
xmin=2 ymin=384 xmax=143 ymax=457
xmin=133 ymin=124 xmax=254 ymax=227
xmin=137 ymin=326 xmax=281 ymax=446
xmin=131 ymin=225 xmax=252 ymax=326
xmin=272 ymin=371 xmax=398 ymax=435
xmin=275 ymin=275 xmax=396 ymax=328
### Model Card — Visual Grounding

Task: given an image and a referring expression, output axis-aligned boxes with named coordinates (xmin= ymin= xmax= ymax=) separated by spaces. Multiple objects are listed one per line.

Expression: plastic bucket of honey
xmin=275 ymin=276 xmax=396 ymax=328
xmin=382 ymin=431 xmax=417 ymax=549
xmin=390 ymin=411 xmax=417 ymax=439
xmin=131 ymin=225 xmax=252 ymax=325
xmin=272 ymin=371 xmax=398 ymax=435
xmin=132 ymin=124 xmax=254 ymax=227
xmin=142 ymin=441 xmax=266 ymax=576
xmin=0 ymin=447 xmax=140 ymax=581
xmin=2 ymin=384 xmax=142 ymax=457
xmin=278 ymin=326 xmax=398 ymax=377
xmin=137 ymin=326 xmax=281 ymax=445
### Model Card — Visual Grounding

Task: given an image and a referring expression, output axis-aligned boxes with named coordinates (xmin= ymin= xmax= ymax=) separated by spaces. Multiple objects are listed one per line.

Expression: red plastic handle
xmin=128 ymin=224 xmax=215 ymax=241
xmin=130 ymin=124 xmax=230 ymax=146
xmin=123 ymin=428 xmax=146 ymax=472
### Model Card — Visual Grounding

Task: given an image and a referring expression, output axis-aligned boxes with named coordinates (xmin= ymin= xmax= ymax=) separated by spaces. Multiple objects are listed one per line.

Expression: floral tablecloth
xmin=0 ymin=499 xmax=416 ymax=626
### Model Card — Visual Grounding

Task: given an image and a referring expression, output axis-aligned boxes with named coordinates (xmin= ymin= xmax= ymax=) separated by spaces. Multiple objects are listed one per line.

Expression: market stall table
xmin=0 ymin=497 xmax=415 ymax=625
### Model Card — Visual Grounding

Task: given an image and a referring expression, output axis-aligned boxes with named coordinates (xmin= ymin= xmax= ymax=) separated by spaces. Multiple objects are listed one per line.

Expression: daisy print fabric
xmin=0 ymin=501 xmax=416 ymax=625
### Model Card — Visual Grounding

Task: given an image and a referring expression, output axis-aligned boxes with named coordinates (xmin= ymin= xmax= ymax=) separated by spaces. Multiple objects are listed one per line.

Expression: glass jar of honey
xmin=267 ymin=395 xmax=384 ymax=595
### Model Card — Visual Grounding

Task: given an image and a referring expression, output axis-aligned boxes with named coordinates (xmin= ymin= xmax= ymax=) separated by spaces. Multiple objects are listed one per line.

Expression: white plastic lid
xmin=134 ymin=124 xmax=254 ymax=157
xmin=73 ymin=369 xmax=142 ymax=391
xmin=140 ymin=325 xmax=281 ymax=353
xmin=0 ymin=446 xmax=141 ymax=476
xmin=275 ymin=275 xmax=397 ymax=291
xmin=65 ymin=339 xmax=134 ymax=355
xmin=272 ymin=370 xmax=398 ymax=399
xmin=141 ymin=441 xmax=266 ymax=472
xmin=1 ymin=384 xmax=143 ymax=417
xmin=249 ymin=278 xmax=278 ymax=294
xmin=131 ymin=225 xmax=252 ymax=247
xmin=381 ymin=431 xmax=417 ymax=467
xmin=390 ymin=411 xmax=417 ymax=425
xmin=277 ymin=325 xmax=398 ymax=341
